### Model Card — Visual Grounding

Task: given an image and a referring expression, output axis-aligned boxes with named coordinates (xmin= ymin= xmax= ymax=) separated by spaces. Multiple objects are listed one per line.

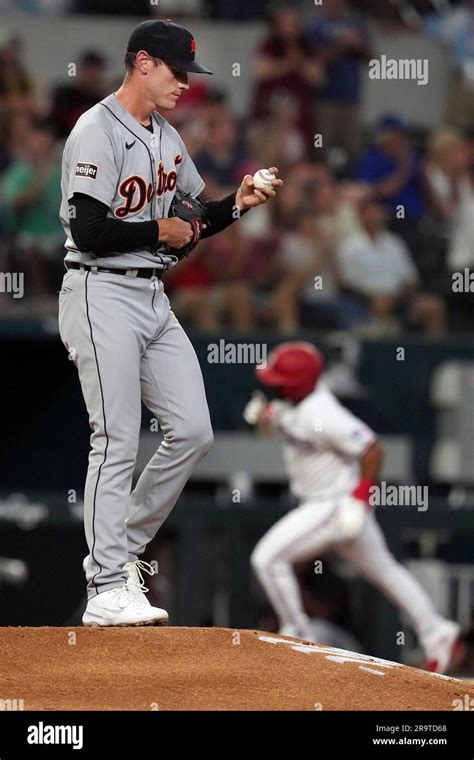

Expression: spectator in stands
xmin=0 ymin=35 xmax=36 ymax=118
xmin=307 ymin=0 xmax=372 ymax=158
xmin=338 ymin=199 xmax=446 ymax=335
xmin=270 ymin=208 xmax=322 ymax=333
xmin=49 ymin=50 xmax=107 ymax=138
xmin=270 ymin=161 xmax=332 ymax=231
xmin=249 ymin=91 xmax=307 ymax=178
xmin=165 ymin=218 xmax=255 ymax=331
xmin=251 ymin=4 xmax=324 ymax=154
xmin=242 ymin=230 xmax=285 ymax=327
xmin=272 ymin=175 xmax=307 ymax=234
xmin=292 ymin=160 xmax=334 ymax=188
xmin=355 ymin=115 xmax=426 ymax=246
xmin=275 ymin=204 xmax=369 ymax=332
xmin=163 ymin=250 xmax=216 ymax=331
xmin=424 ymin=0 xmax=474 ymax=132
xmin=2 ymin=119 xmax=64 ymax=301
xmin=0 ymin=112 xmax=34 ymax=171
xmin=170 ymin=90 xmax=229 ymax=156
xmin=200 ymin=89 xmax=230 ymax=123
xmin=194 ymin=113 xmax=248 ymax=186
xmin=424 ymin=127 xmax=474 ymax=270
xmin=314 ymin=178 xmax=364 ymax=245
xmin=202 ymin=222 xmax=255 ymax=330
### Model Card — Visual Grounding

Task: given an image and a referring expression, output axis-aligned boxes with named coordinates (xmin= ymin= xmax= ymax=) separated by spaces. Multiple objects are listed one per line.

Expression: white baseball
xmin=253 ymin=169 xmax=275 ymax=190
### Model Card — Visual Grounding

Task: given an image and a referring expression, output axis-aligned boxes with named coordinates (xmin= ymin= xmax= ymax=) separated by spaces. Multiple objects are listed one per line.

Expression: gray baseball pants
xmin=58 ymin=266 xmax=213 ymax=600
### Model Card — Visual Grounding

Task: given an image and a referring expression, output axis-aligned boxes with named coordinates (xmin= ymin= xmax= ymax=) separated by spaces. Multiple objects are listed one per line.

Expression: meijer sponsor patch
xmin=75 ymin=162 xmax=98 ymax=179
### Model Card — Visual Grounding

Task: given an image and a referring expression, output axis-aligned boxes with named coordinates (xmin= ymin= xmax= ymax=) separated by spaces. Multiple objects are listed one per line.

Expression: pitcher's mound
xmin=1 ymin=626 xmax=472 ymax=710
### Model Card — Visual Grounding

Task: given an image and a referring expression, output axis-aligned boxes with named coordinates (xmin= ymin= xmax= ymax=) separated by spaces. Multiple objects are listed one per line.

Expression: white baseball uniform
xmin=251 ymin=381 xmax=455 ymax=657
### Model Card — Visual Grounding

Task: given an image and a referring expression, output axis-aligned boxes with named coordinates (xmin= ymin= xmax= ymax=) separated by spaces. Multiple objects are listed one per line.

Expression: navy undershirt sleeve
xmin=69 ymin=193 xmax=160 ymax=256
xmin=69 ymin=187 xmax=250 ymax=256
xmin=200 ymin=191 xmax=250 ymax=239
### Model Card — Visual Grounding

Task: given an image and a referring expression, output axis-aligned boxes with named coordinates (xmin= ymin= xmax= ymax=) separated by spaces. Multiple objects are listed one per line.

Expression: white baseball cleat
xmin=423 ymin=621 xmax=465 ymax=674
xmin=82 ymin=585 xmax=169 ymax=627
xmin=83 ymin=556 xmax=155 ymax=605
xmin=124 ymin=559 xmax=155 ymax=605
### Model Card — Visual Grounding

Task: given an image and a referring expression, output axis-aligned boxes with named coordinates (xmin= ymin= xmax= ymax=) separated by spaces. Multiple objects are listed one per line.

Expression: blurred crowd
xmin=1 ymin=0 xmax=474 ymax=333
xmin=0 ymin=0 xmax=468 ymax=22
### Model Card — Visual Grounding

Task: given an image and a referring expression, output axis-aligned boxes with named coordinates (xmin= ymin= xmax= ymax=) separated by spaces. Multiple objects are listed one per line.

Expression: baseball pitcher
xmin=58 ymin=19 xmax=282 ymax=626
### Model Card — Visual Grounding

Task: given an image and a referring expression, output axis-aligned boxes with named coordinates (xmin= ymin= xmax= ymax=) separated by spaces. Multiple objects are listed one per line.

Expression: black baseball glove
xmin=164 ymin=189 xmax=208 ymax=260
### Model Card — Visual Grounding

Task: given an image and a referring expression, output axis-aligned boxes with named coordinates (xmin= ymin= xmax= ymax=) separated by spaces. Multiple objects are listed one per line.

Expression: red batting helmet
xmin=256 ymin=342 xmax=324 ymax=401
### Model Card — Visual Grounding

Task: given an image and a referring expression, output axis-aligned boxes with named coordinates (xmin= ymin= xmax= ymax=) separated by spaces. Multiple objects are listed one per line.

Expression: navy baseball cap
xmin=376 ymin=115 xmax=408 ymax=133
xmin=127 ymin=19 xmax=213 ymax=75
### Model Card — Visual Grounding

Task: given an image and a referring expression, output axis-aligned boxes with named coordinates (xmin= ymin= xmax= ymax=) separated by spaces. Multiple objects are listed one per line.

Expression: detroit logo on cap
xmin=126 ymin=19 xmax=212 ymax=75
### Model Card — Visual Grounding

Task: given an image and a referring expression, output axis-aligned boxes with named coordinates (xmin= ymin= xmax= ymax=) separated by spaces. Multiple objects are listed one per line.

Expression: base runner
xmin=244 ymin=342 xmax=463 ymax=673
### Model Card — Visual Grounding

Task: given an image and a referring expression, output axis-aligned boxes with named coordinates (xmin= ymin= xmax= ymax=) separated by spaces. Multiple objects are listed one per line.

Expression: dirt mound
xmin=1 ymin=627 xmax=472 ymax=710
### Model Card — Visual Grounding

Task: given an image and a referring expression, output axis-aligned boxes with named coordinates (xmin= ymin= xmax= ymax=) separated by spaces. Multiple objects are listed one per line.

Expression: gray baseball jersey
xmin=59 ymin=92 xmax=205 ymax=269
